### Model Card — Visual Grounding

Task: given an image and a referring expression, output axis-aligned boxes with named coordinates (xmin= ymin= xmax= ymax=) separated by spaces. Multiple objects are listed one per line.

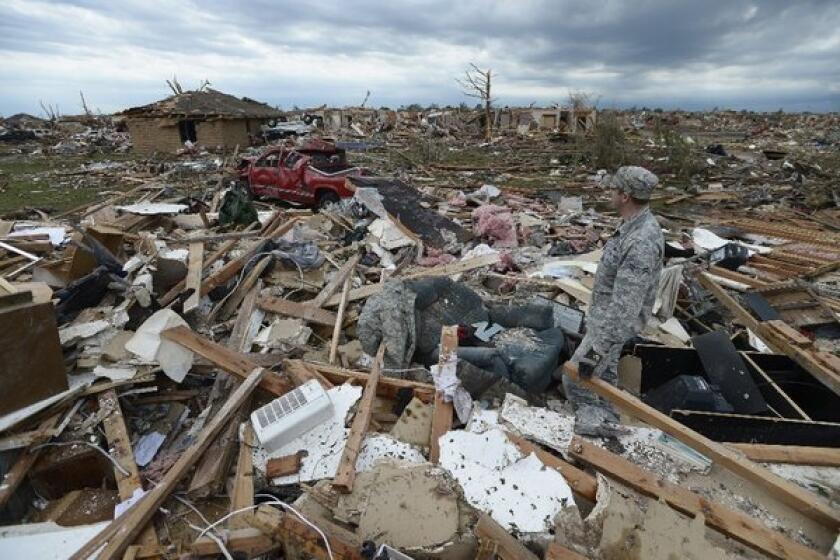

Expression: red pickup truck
xmin=237 ymin=140 xmax=367 ymax=208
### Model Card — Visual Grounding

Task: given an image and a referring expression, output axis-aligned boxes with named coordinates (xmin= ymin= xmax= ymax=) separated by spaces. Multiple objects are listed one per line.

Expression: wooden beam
xmin=429 ymin=325 xmax=457 ymax=463
xmin=504 ymin=431 xmax=597 ymax=502
xmin=70 ymin=367 xmax=266 ymax=560
xmin=0 ymin=412 xmax=62 ymax=509
xmin=329 ymin=272 xmax=353 ymax=365
xmin=726 ymin=443 xmax=840 ymax=467
xmin=191 ymin=528 xmax=277 ymax=557
xmin=474 ymin=514 xmax=540 ymax=560
xmin=323 ymin=253 xmax=501 ymax=307
xmin=567 ymin=436 xmax=824 ymax=560
xmin=214 ymin=254 xmax=271 ymax=320
xmin=698 ymin=272 xmax=840 ymax=397
xmin=332 ymin=343 xmax=384 ymax=492
xmin=563 ymin=361 xmax=840 ymax=531
xmin=162 ymin=326 xmax=293 ymax=396
xmin=258 ymin=296 xmax=338 ymax=327
xmin=310 ymin=253 xmax=361 ymax=308
xmin=304 ymin=361 xmax=436 ymax=402
xmin=545 ymin=542 xmax=589 ymax=560
xmin=98 ymin=389 xmax=159 ymax=548
xmin=250 ymin=504 xmax=363 ymax=560
xmin=228 ymin=423 xmax=256 ymax=529
xmin=183 ymin=241 xmax=203 ymax=313
xmin=283 ymin=359 xmax=334 ymax=389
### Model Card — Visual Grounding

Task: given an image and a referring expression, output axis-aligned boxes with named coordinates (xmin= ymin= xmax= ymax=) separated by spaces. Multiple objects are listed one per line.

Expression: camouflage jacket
xmin=587 ymin=207 xmax=664 ymax=355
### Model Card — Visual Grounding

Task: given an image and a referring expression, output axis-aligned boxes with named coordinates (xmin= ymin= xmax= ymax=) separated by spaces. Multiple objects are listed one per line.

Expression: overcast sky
xmin=1 ymin=0 xmax=838 ymax=116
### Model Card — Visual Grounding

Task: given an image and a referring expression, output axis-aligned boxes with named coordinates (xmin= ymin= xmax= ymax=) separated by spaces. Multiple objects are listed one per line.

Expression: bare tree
xmin=360 ymin=90 xmax=371 ymax=108
xmin=80 ymin=91 xmax=92 ymax=117
xmin=197 ymin=79 xmax=211 ymax=92
xmin=39 ymin=100 xmax=60 ymax=125
xmin=457 ymin=64 xmax=495 ymax=140
xmin=166 ymin=75 xmax=184 ymax=95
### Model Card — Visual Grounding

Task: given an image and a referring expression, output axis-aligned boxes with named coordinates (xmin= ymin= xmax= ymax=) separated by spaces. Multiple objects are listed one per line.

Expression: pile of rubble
xmin=0 ymin=110 xmax=838 ymax=560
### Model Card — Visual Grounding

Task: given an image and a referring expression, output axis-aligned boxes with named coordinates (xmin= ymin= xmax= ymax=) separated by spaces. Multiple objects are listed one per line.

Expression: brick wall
xmin=126 ymin=117 xmax=182 ymax=156
xmin=196 ymin=119 xmax=251 ymax=151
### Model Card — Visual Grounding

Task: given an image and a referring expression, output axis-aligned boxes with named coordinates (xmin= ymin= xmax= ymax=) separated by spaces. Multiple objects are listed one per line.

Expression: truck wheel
xmin=316 ymin=191 xmax=340 ymax=210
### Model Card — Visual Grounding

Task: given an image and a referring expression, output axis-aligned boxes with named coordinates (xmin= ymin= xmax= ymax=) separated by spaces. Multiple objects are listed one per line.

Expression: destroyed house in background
xmin=494 ymin=106 xmax=598 ymax=134
xmin=120 ymin=89 xmax=284 ymax=155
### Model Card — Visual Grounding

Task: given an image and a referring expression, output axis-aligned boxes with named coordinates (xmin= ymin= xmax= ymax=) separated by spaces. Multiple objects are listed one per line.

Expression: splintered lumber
xmin=0 ymin=412 xmax=62 ymax=509
xmin=250 ymin=504 xmax=363 ymax=560
xmin=545 ymin=542 xmax=589 ymax=560
xmin=304 ymin=361 xmax=436 ymax=402
xmin=697 ymin=272 xmax=840 ymax=397
xmin=430 ymin=325 xmax=458 ymax=463
xmin=258 ymin=296 xmax=338 ymax=327
xmin=474 ymin=514 xmax=540 ymax=560
xmin=265 ymin=450 xmax=306 ymax=478
xmin=215 ymin=254 xmax=271 ymax=320
xmin=182 ymin=241 xmax=203 ymax=313
xmin=200 ymin=218 xmax=299 ymax=297
xmin=310 ymin=253 xmax=361 ymax=308
xmin=563 ymin=361 xmax=840 ymax=531
xmin=505 ymin=431 xmax=597 ymax=502
xmin=567 ymin=436 xmax=823 ymax=560
xmin=329 ymin=271 xmax=354 ymax=365
xmin=332 ymin=343 xmax=385 ymax=492
xmin=98 ymin=389 xmax=159 ymax=548
xmin=283 ymin=359 xmax=334 ymax=389
xmin=726 ymin=443 xmax=840 ymax=467
xmin=69 ymin=367 xmax=266 ymax=560
xmin=191 ymin=528 xmax=277 ymax=557
xmin=228 ymin=423 xmax=256 ymax=529
xmin=323 ymin=252 xmax=502 ymax=307
xmin=162 ymin=325 xmax=293 ymax=396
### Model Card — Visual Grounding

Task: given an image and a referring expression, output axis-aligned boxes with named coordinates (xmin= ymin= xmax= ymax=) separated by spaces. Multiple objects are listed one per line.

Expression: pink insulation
xmin=472 ymin=204 xmax=518 ymax=248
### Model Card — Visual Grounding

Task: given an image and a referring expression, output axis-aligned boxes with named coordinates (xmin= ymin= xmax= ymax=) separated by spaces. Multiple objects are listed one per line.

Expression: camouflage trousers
xmin=562 ymin=332 xmax=621 ymax=424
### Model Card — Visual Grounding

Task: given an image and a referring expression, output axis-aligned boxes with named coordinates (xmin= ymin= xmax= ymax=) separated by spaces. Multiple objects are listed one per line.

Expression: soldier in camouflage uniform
xmin=562 ymin=166 xmax=664 ymax=436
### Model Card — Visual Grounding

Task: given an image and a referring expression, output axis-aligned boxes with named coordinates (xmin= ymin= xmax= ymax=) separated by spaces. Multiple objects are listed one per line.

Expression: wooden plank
xmin=258 ymin=296 xmax=338 ymax=327
xmin=98 ymin=389 xmax=159 ymax=548
xmin=283 ymin=359 xmax=334 ymax=389
xmin=159 ymin=236 xmax=239 ymax=306
xmin=726 ymin=443 xmax=840 ymax=467
xmin=228 ymin=423 xmax=256 ymax=529
xmin=545 ymin=542 xmax=589 ymax=560
xmin=567 ymin=436 xmax=824 ymax=560
xmin=324 ymin=253 xmax=501 ymax=307
xmin=474 ymin=514 xmax=540 ymax=560
xmin=183 ymin=242 xmax=204 ymax=313
xmin=429 ymin=325 xmax=458 ymax=464
xmin=332 ymin=343 xmax=384 ymax=492
xmin=191 ymin=528 xmax=277 ymax=557
xmin=162 ymin=325 xmax=293 ymax=396
xmin=698 ymin=272 xmax=840 ymax=397
xmin=0 ymin=413 xmax=62 ymax=509
xmin=265 ymin=450 xmax=306 ymax=478
xmin=305 ymin=361 xmax=436 ymax=403
xmin=69 ymin=367 xmax=266 ymax=560
xmin=740 ymin=352 xmax=810 ymax=421
xmin=214 ymin=254 xmax=271 ymax=320
xmin=765 ymin=319 xmax=811 ymax=346
xmin=250 ymin=504 xmax=363 ymax=560
xmin=562 ymin=361 xmax=840 ymax=531
xmin=329 ymin=272 xmax=353 ymax=365
xmin=504 ymin=431 xmax=597 ymax=502
xmin=310 ymin=253 xmax=361 ymax=308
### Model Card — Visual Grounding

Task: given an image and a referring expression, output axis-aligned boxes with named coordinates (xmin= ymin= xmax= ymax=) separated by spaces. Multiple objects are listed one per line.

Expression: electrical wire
xmin=32 ymin=440 xmax=130 ymax=476
xmin=195 ymin=494 xmax=335 ymax=560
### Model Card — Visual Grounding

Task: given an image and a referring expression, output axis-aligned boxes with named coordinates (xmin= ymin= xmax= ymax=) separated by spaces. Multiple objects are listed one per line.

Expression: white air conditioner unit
xmin=251 ymin=379 xmax=334 ymax=454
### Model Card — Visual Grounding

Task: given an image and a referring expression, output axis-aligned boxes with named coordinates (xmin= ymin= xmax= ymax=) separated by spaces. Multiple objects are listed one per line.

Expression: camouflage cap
xmin=604 ymin=166 xmax=659 ymax=200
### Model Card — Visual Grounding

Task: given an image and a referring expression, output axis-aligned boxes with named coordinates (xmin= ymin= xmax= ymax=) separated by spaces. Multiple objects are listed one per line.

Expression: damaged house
xmin=120 ymin=89 xmax=283 ymax=155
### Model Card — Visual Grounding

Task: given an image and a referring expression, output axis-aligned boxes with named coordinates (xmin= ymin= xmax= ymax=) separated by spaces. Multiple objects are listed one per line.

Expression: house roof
xmin=120 ymin=89 xmax=283 ymax=119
